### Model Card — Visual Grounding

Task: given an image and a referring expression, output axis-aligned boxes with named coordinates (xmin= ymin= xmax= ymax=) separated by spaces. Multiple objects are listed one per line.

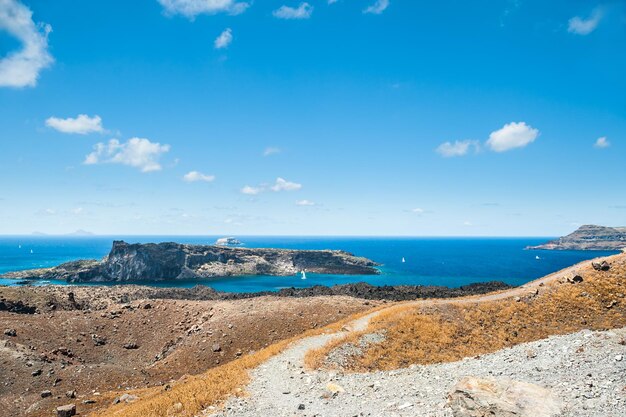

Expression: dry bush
xmin=312 ymin=253 xmax=626 ymax=372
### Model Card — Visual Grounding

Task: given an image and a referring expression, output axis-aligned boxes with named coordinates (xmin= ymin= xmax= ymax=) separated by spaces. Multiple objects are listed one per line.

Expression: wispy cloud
xmin=183 ymin=171 xmax=215 ymax=182
xmin=84 ymin=138 xmax=171 ymax=172
xmin=568 ymin=8 xmax=603 ymax=35
xmin=436 ymin=140 xmax=479 ymax=157
xmin=486 ymin=122 xmax=538 ymax=152
xmin=363 ymin=0 xmax=389 ymax=15
xmin=296 ymin=199 xmax=315 ymax=206
xmin=241 ymin=185 xmax=263 ymax=195
xmin=594 ymin=136 xmax=610 ymax=149
xmin=271 ymin=177 xmax=302 ymax=191
xmin=46 ymin=114 xmax=104 ymax=135
xmin=263 ymin=147 xmax=281 ymax=156
xmin=273 ymin=3 xmax=313 ymax=19
xmin=0 ymin=0 xmax=53 ymax=88
xmin=241 ymin=177 xmax=302 ymax=195
xmin=214 ymin=28 xmax=232 ymax=49
xmin=157 ymin=0 xmax=249 ymax=19
xmin=411 ymin=208 xmax=424 ymax=214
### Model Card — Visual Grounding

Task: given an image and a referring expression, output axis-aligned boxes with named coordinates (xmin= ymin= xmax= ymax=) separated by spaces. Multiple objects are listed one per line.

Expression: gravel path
xmin=205 ymin=255 xmax=625 ymax=417
xmin=206 ymin=326 xmax=625 ymax=417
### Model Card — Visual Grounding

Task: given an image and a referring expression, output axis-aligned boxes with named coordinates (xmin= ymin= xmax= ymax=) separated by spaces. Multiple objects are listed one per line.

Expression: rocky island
xmin=527 ymin=224 xmax=626 ymax=251
xmin=0 ymin=241 xmax=380 ymax=283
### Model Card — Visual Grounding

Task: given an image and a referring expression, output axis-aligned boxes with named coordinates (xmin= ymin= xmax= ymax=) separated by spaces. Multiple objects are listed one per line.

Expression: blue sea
xmin=0 ymin=236 xmax=617 ymax=293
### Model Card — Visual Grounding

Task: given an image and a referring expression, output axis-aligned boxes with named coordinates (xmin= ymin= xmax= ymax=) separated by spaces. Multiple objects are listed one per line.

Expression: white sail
xmin=301 ymin=270 xmax=307 ymax=280
xmin=401 ymin=257 xmax=406 ymax=263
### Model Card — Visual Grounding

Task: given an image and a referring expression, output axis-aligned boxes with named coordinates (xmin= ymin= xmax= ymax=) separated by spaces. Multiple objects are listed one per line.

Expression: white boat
xmin=18 ymin=244 xmax=21 ymax=249
xmin=30 ymin=249 xmax=34 ymax=254
xmin=535 ymin=255 xmax=540 ymax=260
xmin=401 ymin=257 xmax=406 ymax=263
xmin=301 ymin=270 xmax=307 ymax=280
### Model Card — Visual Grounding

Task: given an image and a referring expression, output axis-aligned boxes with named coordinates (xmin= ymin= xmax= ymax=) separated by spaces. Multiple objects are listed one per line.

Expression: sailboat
xmin=301 ymin=270 xmax=307 ymax=280
xmin=18 ymin=245 xmax=21 ymax=249
xmin=30 ymin=249 xmax=34 ymax=254
xmin=401 ymin=257 xmax=406 ymax=263
xmin=535 ymin=255 xmax=541 ymax=260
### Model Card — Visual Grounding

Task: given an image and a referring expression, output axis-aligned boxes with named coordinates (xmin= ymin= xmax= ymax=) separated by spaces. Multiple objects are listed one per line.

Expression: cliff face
xmin=3 ymin=241 xmax=380 ymax=282
xmin=528 ymin=225 xmax=626 ymax=251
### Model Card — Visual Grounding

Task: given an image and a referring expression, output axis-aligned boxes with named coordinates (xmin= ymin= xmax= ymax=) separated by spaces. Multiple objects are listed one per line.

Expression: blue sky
xmin=0 ymin=0 xmax=624 ymax=236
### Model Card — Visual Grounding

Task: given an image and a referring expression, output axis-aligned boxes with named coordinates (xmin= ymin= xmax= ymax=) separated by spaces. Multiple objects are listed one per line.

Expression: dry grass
xmin=308 ymin=253 xmax=626 ymax=371
xmin=90 ymin=306 xmax=385 ymax=417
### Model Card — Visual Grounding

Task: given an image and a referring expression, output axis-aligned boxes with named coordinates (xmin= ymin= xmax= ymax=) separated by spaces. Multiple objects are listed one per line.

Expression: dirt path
xmin=205 ymin=254 xmax=620 ymax=417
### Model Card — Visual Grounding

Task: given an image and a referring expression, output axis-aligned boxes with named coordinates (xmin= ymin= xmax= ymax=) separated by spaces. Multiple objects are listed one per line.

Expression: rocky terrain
xmin=0 ymin=241 xmax=380 ymax=282
xmin=528 ymin=224 xmax=626 ymax=251
xmin=209 ymin=326 xmax=626 ymax=417
xmin=0 ymin=279 xmax=509 ymax=417
xmin=0 ymin=288 xmax=379 ymax=417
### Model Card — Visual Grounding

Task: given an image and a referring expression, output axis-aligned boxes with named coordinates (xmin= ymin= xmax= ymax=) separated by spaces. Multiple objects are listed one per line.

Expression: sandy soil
xmin=0 ymin=289 xmax=379 ymax=417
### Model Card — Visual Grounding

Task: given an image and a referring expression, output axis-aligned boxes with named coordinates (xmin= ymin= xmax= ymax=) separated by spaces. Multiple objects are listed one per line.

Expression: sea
xmin=0 ymin=236 xmax=618 ymax=293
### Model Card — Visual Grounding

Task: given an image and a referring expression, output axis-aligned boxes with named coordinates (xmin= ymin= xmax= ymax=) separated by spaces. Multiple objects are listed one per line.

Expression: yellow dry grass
xmin=307 ymin=253 xmax=626 ymax=371
xmin=90 ymin=306 xmax=386 ymax=417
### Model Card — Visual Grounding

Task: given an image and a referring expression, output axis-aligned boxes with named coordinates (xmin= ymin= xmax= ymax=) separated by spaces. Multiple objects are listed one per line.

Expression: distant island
xmin=31 ymin=229 xmax=95 ymax=237
xmin=1 ymin=240 xmax=380 ymax=282
xmin=528 ymin=224 xmax=626 ymax=251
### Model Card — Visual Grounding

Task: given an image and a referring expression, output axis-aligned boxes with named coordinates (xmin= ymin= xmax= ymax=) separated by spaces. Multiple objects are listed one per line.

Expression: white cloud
xmin=273 ymin=2 xmax=313 ymax=19
xmin=568 ymin=8 xmax=603 ymax=35
xmin=84 ymin=138 xmax=171 ymax=173
xmin=241 ymin=177 xmax=302 ymax=195
xmin=214 ymin=28 xmax=232 ymax=49
xmin=45 ymin=114 xmax=104 ymax=135
xmin=486 ymin=122 xmax=538 ymax=152
xmin=296 ymin=199 xmax=315 ymax=206
xmin=463 ymin=221 xmax=473 ymax=226
xmin=183 ymin=171 xmax=215 ymax=182
xmin=70 ymin=207 xmax=84 ymax=215
xmin=263 ymin=147 xmax=281 ymax=156
xmin=241 ymin=185 xmax=262 ymax=195
xmin=157 ymin=0 xmax=249 ymax=19
xmin=271 ymin=177 xmax=302 ymax=192
xmin=411 ymin=208 xmax=424 ymax=214
xmin=0 ymin=0 xmax=53 ymax=88
xmin=436 ymin=140 xmax=478 ymax=157
xmin=363 ymin=0 xmax=389 ymax=15
xmin=594 ymin=136 xmax=610 ymax=148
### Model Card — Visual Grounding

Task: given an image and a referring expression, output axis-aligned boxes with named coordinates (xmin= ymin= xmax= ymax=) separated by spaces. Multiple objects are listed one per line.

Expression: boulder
xmin=591 ymin=261 xmax=611 ymax=271
xmin=4 ymin=328 xmax=17 ymax=337
xmin=41 ymin=390 xmax=52 ymax=398
xmin=212 ymin=343 xmax=221 ymax=352
xmin=447 ymin=377 xmax=563 ymax=417
xmin=123 ymin=342 xmax=139 ymax=350
xmin=56 ymin=404 xmax=76 ymax=417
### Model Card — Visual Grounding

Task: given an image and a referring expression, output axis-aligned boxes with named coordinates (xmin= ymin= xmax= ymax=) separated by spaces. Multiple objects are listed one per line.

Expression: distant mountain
xmin=528 ymin=225 xmax=626 ymax=251
xmin=66 ymin=229 xmax=95 ymax=237
xmin=30 ymin=230 xmax=95 ymax=237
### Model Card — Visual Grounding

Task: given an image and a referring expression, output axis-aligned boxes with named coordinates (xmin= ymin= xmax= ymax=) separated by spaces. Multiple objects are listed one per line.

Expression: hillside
xmin=95 ymin=252 xmax=625 ymax=417
xmin=528 ymin=224 xmax=626 ymax=251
